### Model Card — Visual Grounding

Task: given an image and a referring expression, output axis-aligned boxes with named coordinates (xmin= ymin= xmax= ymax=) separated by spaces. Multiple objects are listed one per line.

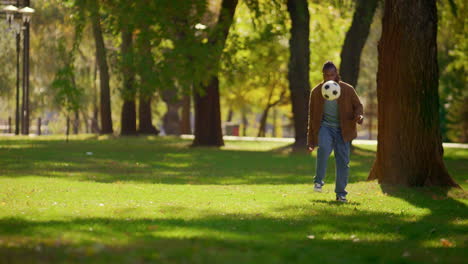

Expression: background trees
xmin=0 ymin=0 xmax=465 ymax=150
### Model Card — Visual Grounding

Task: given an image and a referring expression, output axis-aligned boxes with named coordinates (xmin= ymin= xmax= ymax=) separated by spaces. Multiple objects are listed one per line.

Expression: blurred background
xmin=0 ymin=0 xmax=465 ymax=142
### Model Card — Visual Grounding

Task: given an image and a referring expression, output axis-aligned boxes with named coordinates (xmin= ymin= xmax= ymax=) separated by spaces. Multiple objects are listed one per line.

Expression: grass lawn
xmin=0 ymin=135 xmax=466 ymax=263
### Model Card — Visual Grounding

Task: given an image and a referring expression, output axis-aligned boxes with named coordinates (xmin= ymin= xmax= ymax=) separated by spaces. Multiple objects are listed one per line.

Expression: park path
xmin=180 ymin=134 xmax=468 ymax=149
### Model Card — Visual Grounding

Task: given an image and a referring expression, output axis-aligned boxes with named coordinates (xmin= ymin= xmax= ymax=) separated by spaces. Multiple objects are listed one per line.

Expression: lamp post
xmin=2 ymin=1 xmax=34 ymax=135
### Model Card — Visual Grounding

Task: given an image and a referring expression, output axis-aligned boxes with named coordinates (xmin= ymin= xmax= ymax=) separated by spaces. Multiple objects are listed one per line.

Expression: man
xmin=307 ymin=61 xmax=364 ymax=202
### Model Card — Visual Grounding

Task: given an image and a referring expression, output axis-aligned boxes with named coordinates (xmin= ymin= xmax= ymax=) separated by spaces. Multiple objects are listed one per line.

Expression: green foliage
xmin=50 ymin=39 xmax=83 ymax=114
xmin=438 ymin=0 xmax=467 ymax=142
xmin=309 ymin=2 xmax=354 ymax=84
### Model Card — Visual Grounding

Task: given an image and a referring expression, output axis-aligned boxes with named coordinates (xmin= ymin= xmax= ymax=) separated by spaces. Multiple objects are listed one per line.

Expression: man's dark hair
xmin=322 ymin=61 xmax=338 ymax=72
xmin=322 ymin=61 xmax=341 ymax=82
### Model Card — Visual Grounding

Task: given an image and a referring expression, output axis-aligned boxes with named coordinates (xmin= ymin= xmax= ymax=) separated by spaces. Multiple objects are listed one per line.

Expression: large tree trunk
xmin=193 ymin=77 xmax=224 ymax=146
xmin=368 ymin=0 xmax=458 ymax=187
xmin=89 ymin=0 xmax=113 ymax=134
xmin=287 ymin=0 xmax=310 ymax=152
xmin=339 ymin=0 xmax=379 ymax=88
xmin=138 ymin=94 xmax=159 ymax=135
xmin=180 ymin=93 xmax=191 ymax=134
xmin=120 ymin=26 xmax=137 ymax=135
xmin=192 ymin=0 xmax=238 ymax=147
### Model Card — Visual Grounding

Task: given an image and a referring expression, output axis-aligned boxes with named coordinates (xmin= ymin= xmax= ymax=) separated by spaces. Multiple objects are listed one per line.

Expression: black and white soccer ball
xmin=321 ymin=80 xmax=341 ymax=101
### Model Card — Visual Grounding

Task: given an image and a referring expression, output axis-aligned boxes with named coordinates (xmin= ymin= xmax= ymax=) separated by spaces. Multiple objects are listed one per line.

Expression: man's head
xmin=322 ymin=61 xmax=340 ymax=82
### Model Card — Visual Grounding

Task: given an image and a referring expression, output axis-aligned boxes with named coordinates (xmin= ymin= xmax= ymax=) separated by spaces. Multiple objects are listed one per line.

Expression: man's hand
xmin=308 ymin=146 xmax=315 ymax=153
xmin=355 ymin=115 xmax=364 ymax=125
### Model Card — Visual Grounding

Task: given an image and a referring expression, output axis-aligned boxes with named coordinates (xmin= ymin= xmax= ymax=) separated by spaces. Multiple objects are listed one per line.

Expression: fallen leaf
xmin=147 ymin=225 xmax=159 ymax=231
xmin=440 ymin=238 xmax=454 ymax=247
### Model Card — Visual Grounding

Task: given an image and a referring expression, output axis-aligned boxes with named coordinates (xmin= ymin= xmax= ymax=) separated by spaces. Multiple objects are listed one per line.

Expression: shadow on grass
xmin=0 ymin=137 xmax=466 ymax=187
xmin=0 ymin=137 xmax=376 ymax=185
xmin=0 ymin=198 xmax=465 ymax=264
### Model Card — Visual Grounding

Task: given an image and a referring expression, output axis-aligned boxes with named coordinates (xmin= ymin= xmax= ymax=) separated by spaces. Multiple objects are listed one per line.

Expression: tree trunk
xmin=81 ymin=110 xmax=89 ymax=133
xmin=272 ymin=107 xmax=277 ymax=137
xmin=89 ymin=0 xmax=113 ymax=134
xmin=226 ymin=109 xmax=233 ymax=122
xmin=180 ymin=93 xmax=191 ymax=134
xmin=339 ymin=0 xmax=379 ymax=88
xmin=192 ymin=0 xmax=238 ymax=147
xmin=91 ymin=57 xmax=100 ymax=133
xmin=73 ymin=110 xmax=79 ymax=134
xmin=66 ymin=115 xmax=70 ymax=142
xmin=193 ymin=77 xmax=224 ymax=146
xmin=120 ymin=26 xmax=137 ymax=135
xmin=91 ymin=105 xmax=99 ymax=133
xmin=368 ymin=0 xmax=459 ymax=187
xmin=257 ymin=106 xmax=271 ymax=138
xmin=136 ymin=26 xmax=158 ymax=135
xmin=138 ymin=94 xmax=159 ymax=135
xmin=287 ymin=0 xmax=310 ymax=152
xmin=241 ymin=107 xmax=248 ymax=136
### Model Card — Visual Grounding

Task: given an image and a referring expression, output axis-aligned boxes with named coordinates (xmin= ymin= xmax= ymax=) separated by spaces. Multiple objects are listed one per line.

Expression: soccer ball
xmin=321 ymin=80 xmax=341 ymax=101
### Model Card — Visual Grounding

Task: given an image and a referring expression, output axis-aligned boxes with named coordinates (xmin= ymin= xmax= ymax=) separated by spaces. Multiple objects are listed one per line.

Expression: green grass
xmin=0 ymin=135 xmax=466 ymax=263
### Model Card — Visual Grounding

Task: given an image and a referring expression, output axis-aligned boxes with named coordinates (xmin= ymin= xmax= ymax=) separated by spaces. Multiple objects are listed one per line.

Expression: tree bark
xmin=368 ymin=0 xmax=459 ymax=187
xmin=180 ymin=93 xmax=192 ymax=134
xmin=73 ymin=110 xmax=79 ymax=134
xmin=192 ymin=0 xmax=238 ymax=147
xmin=138 ymin=94 xmax=159 ymax=135
xmin=287 ymin=0 xmax=310 ymax=152
xmin=120 ymin=26 xmax=137 ymax=135
xmin=339 ymin=0 xmax=379 ymax=88
xmin=193 ymin=77 xmax=224 ymax=146
xmin=89 ymin=0 xmax=113 ymax=134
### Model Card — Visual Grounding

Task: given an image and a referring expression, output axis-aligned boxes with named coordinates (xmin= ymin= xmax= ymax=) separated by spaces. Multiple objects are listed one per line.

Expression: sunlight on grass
xmin=0 ymin=136 xmax=466 ymax=263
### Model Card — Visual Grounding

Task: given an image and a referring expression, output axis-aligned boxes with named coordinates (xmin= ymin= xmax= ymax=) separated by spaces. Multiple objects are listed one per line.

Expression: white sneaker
xmin=314 ymin=183 xmax=322 ymax=192
xmin=336 ymin=195 xmax=347 ymax=202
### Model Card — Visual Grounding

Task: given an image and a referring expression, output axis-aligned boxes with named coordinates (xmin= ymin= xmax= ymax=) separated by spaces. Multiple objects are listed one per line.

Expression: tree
xmin=136 ymin=27 xmax=159 ymax=135
xmin=368 ymin=0 xmax=459 ymax=187
xmin=339 ymin=0 xmax=379 ymax=88
xmin=192 ymin=0 xmax=239 ymax=146
xmin=120 ymin=25 xmax=137 ymax=135
xmin=51 ymin=38 xmax=83 ymax=142
xmin=88 ymin=0 xmax=113 ymax=134
xmin=286 ymin=0 xmax=310 ymax=152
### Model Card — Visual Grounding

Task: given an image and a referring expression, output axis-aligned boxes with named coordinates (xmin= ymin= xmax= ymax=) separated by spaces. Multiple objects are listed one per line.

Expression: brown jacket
xmin=307 ymin=81 xmax=363 ymax=147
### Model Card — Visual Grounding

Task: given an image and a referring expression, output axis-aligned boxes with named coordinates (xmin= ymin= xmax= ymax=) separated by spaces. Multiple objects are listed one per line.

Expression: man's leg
xmin=315 ymin=126 xmax=334 ymax=186
xmin=334 ymin=131 xmax=350 ymax=197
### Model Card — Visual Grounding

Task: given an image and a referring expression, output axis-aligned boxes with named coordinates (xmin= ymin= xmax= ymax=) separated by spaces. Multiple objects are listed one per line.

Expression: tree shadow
xmin=0 ymin=137 xmax=376 ymax=185
xmin=0 ymin=200 xmax=465 ymax=263
xmin=0 ymin=138 xmax=465 ymax=187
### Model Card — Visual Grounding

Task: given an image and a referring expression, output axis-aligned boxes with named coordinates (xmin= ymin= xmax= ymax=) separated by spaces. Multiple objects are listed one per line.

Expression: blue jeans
xmin=314 ymin=125 xmax=350 ymax=197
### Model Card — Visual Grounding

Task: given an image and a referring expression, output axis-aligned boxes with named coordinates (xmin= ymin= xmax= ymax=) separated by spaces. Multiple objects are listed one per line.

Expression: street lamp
xmin=2 ymin=1 xmax=34 ymax=135
xmin=3 ymin=5 xmax=17 ymax=27
xmin=18 ymin=6 xmax=34 ymax=22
